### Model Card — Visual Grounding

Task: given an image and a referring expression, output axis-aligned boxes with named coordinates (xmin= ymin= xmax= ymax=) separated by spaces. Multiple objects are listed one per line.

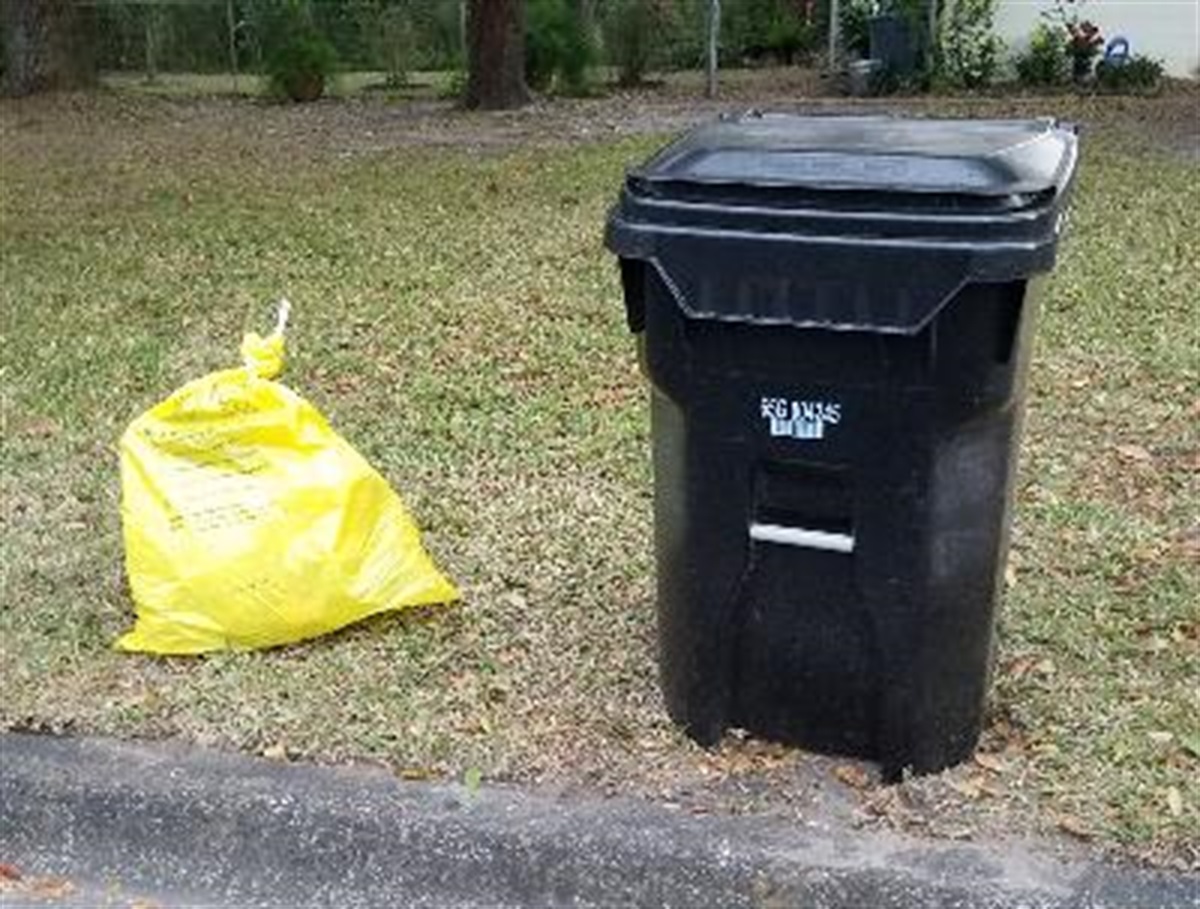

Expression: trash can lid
xmin=605 ymin=113 xmax=1080 ymax=335
xmin=628 ymin=113 xmax=1076 ymax=203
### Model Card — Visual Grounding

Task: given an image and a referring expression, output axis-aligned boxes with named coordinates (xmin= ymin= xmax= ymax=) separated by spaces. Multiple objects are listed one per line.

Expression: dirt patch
xmin=3 ymin=73 xmax=1197 ymax=165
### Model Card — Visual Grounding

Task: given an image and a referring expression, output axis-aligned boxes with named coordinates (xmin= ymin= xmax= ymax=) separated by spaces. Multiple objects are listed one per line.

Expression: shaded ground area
xmin=11 ymin=68 xmax=1200 ymax=160
xmin=2 ymin=71 xmax=1197 ymax=870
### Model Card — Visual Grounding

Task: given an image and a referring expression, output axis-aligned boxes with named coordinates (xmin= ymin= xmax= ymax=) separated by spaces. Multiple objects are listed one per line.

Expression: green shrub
xmin=764 ymin=13 xmax=818 ymax=65
xmin=1042 ymin=0 xmax=1104 ymax=82
xmin=603 ymin=0 xmax=667 ymax=88
xmin=264 ymin=2 xmax=338 ymax=102
xmin=439 ymin=68 xmax=467 ymax=101
xmin=527 ymin=0 xmax=595 ymax=95
xmin=840 ymin=0 xmax=874 ymax=58
xmin=1014 ymin=23 xmax=1070 ymax=86
xmin=1096 ymin=53 xmax=1164 ymax=94
xmin=370 ymin=3 xmax=417 ymax=89
xmin=937 ymin=0 xmax=1003 ymax=89
xmin=725 ymin=0 xmax=818 ymax=66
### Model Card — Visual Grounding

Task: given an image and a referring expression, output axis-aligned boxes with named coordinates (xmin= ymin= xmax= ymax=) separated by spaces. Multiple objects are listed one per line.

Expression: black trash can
xmin=605 ymin=113 xmax=1079 ymax=779
xmin=868 ymin=13 xmax=920 ymax=79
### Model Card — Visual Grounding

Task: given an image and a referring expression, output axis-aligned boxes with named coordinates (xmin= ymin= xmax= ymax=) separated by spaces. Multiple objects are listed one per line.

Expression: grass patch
xmin=100 ymin=69 xmax=456 ymax=100
xmin=0 ymin=89 xmax=1196 ymax=868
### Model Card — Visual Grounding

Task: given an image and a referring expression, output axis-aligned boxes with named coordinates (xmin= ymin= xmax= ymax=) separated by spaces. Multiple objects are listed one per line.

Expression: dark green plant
xmin=764 ymin=14 xmax=818 ymax=65
xmin=365 ymin=1 xmax=417 ymax=89
xmin=526 ymin=0 xmax=595 ymax=94
xmin=937 ymin=0 xmax=1003 ymax=89
xmin=264 ymin=2 xmax=337 ymax=102
xmin=1042 ymin=0 xmax=1103 ymax=81
xmin=840 ymin=0 xmax=874 ymax=58
xmin=725 ymin=0 xmax=818 ymax=66
xmin=1014 ymin=22 xmax=1069 ymax=86
xmin=439 ymin=68 xmax=468 ymax=100
xmin=1096 ymin=53 xmax=1164 ymax=94
xmin=603 ymin=0 xmax=667 ymax=88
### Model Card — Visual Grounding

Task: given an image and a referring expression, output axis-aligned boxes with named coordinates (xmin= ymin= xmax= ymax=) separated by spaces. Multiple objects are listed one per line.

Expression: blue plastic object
xmin=1105 ymin=36 xmax=1131 ymax=65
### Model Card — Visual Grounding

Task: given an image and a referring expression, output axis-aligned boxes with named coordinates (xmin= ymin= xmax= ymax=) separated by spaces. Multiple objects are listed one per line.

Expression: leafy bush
xmin=526 ymin=0 xmax=595 ymax=94
xmin=602 ymin=0 xmax=669 ymax=87
xmin=1096 ymin=54 xmax=1164 ymax=94
xmin=840 ymin=0 xmax=874 ymax=58
xmin=368 ymin=3 xmax=417 ymax=89
xmin=726 ymin=0 xmax=818 ymax=66
xmin=1042 ymin=0 xmax=1103 ymax=81
xmin=764 ymin=13 xmax=818 ymax=65
xmin=264 ymin=2 xmax=338 ymax=102
xmin=1014 ymin=23 xmax=1069 ymax=86
xmin=937 ymin=0 xmax=1003 ymax=88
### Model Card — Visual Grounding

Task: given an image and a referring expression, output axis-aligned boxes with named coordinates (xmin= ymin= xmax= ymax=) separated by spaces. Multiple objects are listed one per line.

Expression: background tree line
xmin=1 ymin=0 xmax=832 ymax=100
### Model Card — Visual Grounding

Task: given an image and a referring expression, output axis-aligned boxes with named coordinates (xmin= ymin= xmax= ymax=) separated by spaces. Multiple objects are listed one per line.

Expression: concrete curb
xmin=1 ymin=734 xmax=1195 ymax=908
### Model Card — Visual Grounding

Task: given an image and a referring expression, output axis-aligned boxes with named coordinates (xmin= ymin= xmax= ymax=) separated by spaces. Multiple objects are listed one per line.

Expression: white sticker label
xmin=760 ymin=397 xmax=841 ymax=441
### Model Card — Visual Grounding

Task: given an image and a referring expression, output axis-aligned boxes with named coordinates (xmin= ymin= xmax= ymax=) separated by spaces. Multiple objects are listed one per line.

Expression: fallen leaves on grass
xmin=947 ymin=775 xmax=998 ymax=801
xmin=1114 ymin=443 xmax=1154 ymax=464
xmin=261 ymin=743 xmax=289 ymax=761
xmin=706 ymin=737 xmax=797 ymax=776
xmin=0 ymin=871 xmax=76 ymax=901
xmin=1055 ymin=814 xmax=1094 ymax=841
xmin=833 ymin=764 xmax=871 ymax=790
xmin=1165 ymin=787 xmax=1183 ymax=818
xmin=396 ymin=766 xmax=436 ymax=781
xmin=973 ymin=753 xmax=1009 ymax=775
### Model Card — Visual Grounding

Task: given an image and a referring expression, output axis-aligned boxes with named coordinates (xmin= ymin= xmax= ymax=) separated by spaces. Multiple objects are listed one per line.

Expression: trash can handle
xmin=749 ymin=522 xmax=856 ymax=555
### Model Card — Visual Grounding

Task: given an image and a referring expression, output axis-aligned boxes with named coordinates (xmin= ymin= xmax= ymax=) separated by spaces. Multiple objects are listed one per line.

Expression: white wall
xmin=993 ymin=1 xmax=1200 ymax=78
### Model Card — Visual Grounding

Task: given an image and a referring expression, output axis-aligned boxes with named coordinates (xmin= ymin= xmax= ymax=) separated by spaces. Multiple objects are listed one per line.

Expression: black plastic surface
xmin=607 ymin=112 xmax=1078 ymax=334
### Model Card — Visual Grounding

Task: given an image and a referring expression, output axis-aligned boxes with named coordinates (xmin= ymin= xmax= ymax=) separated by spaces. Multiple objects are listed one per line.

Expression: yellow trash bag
xmin=116 ymin=300 xmax=458 ymax=654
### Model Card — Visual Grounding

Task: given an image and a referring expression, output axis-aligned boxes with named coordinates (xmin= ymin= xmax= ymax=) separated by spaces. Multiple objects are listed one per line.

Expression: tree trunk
xmin=144 ymin=6 xmax=161 ymax=84
xmin=705 ymin=0 xmax=720 ymax=99
xmin=227 ymin=0 xmax=240 ymax=95
xmin=464 ymin=0 xmax=529 ymax=110
xmin=1 ymin=0 xmax=97 ymax=97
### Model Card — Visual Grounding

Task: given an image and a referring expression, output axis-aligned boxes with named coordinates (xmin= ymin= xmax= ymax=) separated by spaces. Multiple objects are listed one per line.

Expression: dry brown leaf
xmin=1166 ymin=787 xmax=1183 ymax=818
xmin=19 ymin=417 xmax=60 ymax=439
xmin=833 ymin=764 xmax=871 ymax=790
xmin=1003 ymin=655 xmax=1037 ymax=681
xmin=0 ymin=864 xmax=22 ymax=882
xmin=948 ymin=778 xmax=983 ymax=800
xmin=940 ymin=825 xmax=975 ymax=840
xmin=974 ymin=753 xmax=1008 ymax=774
xmin=1034 ymin=658 xmax=1057 ymax=677
xmin=1115 ymin=443 xmax=1154 ymax=464
xmin=1056 ymin=814 xmax=1093 ymax=840
xmin=397 ymin=767 xmax=434 ymax=781
xmin=25 ymin=877 xmax=76 ymax=900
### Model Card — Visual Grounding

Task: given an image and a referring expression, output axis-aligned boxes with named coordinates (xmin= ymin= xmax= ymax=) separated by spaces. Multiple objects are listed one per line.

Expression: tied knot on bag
xmin=240 ymin=298 xmax=290 ymax=379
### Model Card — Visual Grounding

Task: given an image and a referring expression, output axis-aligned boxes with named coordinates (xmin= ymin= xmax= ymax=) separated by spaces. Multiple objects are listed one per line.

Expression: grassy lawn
xmin=101 ymin=69 xmax=456 ymax=100
xmin=1 ymin=82 xmax=1196 ymax=869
